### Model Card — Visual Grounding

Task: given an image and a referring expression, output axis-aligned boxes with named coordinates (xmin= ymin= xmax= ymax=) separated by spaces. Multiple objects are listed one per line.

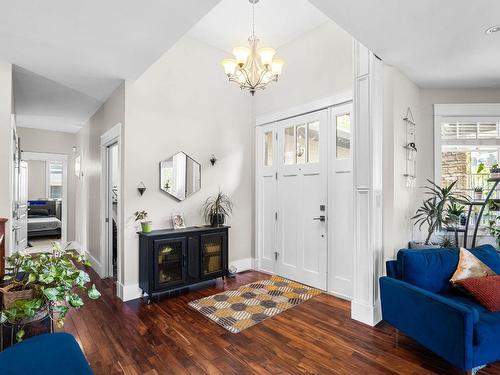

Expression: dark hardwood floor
xmin=61 ymin=268 xmax=500 ymax=375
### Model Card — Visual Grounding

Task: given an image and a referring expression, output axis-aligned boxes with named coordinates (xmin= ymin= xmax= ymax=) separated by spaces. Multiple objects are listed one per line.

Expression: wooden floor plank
xmin=59 ymin=268 xmax=500 ymax=375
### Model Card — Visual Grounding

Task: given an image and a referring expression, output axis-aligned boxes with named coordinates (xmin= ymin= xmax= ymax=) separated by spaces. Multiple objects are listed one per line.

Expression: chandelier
xmin=221 ymin=0 xmax=284 ymax=96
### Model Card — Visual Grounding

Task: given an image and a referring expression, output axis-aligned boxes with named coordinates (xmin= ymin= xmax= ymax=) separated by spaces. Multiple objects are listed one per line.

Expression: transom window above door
xmin=283 ymin=121 xmax=320 ymax=165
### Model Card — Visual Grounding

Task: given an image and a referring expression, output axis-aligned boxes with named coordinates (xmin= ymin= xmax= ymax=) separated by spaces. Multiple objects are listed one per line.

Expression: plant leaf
xmin=16 ymin=329 xmax=25 ymax=342
xmin=88 ymin=284 xmax=101 ymax=300
xmin=68 ymin=293 xmax=84 ymax=308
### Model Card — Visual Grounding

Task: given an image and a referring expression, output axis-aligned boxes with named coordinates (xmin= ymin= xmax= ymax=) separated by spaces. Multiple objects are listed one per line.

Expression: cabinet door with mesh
xmin=200 ymin=233 xmax=226 ymax=277
xmin=153 ymin=237 xmax=187 ymax=289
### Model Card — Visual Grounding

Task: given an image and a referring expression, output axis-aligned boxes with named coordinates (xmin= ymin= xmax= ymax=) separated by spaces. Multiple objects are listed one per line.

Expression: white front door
xmin=275 ymin=110 xmax=328 ymax=289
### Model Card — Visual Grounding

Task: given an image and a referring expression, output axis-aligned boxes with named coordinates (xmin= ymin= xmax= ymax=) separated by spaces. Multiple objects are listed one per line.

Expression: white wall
xmin=122 ymin=35 xmax=252 ymax=289
xmin=75 ymin=83 xmax=125 ymax=272
xmin=382 ymin=66 xmax=420 ymax=259
xmin=254 ymin=22 xmax=353 ymax=116
xmin=17 ymin=127 xmax=77 ymax=240
xmin=0 ymin=62 xmax=12 ymax=251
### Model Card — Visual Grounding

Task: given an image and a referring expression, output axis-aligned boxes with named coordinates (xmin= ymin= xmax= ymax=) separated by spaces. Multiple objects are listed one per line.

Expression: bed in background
xmin=28 ymin=200 xmax=62 ymax=238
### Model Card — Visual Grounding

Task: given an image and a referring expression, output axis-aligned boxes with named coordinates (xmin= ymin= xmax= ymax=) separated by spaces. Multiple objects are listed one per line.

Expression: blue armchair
xmin=0 ymin=332 xmax=93 ymax=374
xmin=380 ymin=244 xmax=500 ymax=373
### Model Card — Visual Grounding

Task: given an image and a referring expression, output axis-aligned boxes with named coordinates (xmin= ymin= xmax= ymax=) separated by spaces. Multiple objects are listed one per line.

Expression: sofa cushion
xmin=451 ymin=248 xmax=497 ymax=284
xmin=457 ymin=276 xmax=500 ymax=312
xmin=397 ymin=245 xmax=500 ymax=293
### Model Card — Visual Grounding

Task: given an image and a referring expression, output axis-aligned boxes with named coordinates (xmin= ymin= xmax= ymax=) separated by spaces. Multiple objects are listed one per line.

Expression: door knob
xmin=313 ymin=216 xmax=325 ymax=222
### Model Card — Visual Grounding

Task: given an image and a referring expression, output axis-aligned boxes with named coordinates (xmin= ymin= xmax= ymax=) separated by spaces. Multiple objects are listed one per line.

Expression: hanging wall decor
xmin=403 ymin=107 xmax=417 ymax=187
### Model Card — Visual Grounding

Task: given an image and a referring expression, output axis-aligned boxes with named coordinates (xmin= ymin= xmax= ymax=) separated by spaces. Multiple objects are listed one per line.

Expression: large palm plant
xmin=412 ymin=179 xmax=468 ymax=245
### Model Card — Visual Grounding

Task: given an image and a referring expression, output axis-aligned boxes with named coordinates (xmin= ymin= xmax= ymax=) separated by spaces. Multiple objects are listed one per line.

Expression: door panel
xmin=257 ymin=123 xmax=276 ymax=273
xmin=276 ymin=110 xmax=328 ymax=290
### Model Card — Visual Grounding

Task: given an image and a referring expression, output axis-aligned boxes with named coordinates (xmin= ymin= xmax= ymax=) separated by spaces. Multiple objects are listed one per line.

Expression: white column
xmin=351 ymin=41 xmax=384 ymax=326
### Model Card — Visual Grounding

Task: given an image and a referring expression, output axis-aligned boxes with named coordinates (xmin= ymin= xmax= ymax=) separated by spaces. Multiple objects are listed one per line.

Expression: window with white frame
xmin=47 ymin=160 xmax=63 ymax=199
xmin=439 ymin=120 xmax=500 ymax=197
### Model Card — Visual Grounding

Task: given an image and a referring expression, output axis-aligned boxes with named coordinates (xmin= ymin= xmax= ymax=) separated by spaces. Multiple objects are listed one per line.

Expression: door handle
xmin=312 ymin=216 xmax=326 ymax=222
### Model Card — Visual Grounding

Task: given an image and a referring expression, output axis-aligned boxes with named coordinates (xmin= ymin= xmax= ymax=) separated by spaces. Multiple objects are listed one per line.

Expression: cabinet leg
xmin=147 ymin=297 xmax=151 ymax=305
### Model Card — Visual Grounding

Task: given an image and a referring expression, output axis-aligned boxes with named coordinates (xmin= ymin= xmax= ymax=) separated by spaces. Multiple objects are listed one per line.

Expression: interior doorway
xmin=100 ymin=123 xmax=122 ymax=285
xmin=105 ymin=142 xmax=119 ymax=280
xmin=21 ymin=152 xmax=68 ymax=252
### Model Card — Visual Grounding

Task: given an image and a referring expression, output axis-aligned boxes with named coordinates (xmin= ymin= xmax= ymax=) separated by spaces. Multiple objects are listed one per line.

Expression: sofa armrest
xmin=380 ymin=276 xmax=474 ymax=371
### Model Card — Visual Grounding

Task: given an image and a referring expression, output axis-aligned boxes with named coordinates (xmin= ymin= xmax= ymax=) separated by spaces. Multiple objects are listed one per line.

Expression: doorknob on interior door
xmin=313 ymin=216 xmax=325 ymax=222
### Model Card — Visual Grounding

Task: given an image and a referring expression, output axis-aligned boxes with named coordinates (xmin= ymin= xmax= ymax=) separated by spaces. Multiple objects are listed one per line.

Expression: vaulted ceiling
xmin=2 ymin=0 xmax=499 ymax=133
xmin=0 ymin=0 xmax=219 ymax=132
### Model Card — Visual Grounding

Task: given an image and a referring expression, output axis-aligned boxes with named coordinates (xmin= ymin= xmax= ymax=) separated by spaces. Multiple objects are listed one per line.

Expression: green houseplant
xmin=0 ymin=242 xmax=100 ymax=342
xmin=201 ymin=190 xmax=233 ymax=226
xmin=134 ymin=210 xmax=151 ymax=233
xmin=411 ymin=179 xmax=468 ymax=248
xmin=473 ymin=186 xmax=484 ymax=201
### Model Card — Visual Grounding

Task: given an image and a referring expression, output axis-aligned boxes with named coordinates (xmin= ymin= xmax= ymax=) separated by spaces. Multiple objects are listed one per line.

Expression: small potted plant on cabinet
xmin=201 ymin=190 xmax=233 ymax=226
xmin=134 ymin=210 xmax=152 ymax=233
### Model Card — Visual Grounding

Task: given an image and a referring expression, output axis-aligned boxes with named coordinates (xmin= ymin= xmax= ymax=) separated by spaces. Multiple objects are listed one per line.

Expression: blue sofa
xmin=380 ymin=244 xmax=500 ymax=373
xmin=0 ymin=332 xmax=93 ymax=374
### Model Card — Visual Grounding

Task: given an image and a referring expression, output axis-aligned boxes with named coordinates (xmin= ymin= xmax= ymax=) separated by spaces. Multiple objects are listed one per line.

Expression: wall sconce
xmin=210 ymin=154 xmax=217 ymax=166
xmin=137 ymin=182 xmax=146 ymax=196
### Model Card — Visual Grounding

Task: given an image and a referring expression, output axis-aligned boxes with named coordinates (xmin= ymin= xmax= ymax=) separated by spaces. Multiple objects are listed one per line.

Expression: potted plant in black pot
xmin=410 ymin=179 xmax=468 ymax=249
xmin=201 ymin=190 xmax=233 ymax=226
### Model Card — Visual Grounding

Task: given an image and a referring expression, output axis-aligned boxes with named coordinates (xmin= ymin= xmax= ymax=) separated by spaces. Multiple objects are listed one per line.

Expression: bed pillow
xmin=455 ymin=276 xmax=500 ymax=312
xmin=450 ymin=247 xmax=496 ymax=284
xmin=29 ymin=208 xmax=49 ymax=216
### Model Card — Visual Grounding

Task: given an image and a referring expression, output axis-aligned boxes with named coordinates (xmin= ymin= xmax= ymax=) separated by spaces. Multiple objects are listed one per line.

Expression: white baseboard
xmin=82 ymin=249 xmax=105 ymax=279
xmin=230 ymin=258 xmax=255 ymax=273
xmin=118 ymin=282 xmax=143 ymax=302
xmin=351 ymin=300 xmax=382 ymax=326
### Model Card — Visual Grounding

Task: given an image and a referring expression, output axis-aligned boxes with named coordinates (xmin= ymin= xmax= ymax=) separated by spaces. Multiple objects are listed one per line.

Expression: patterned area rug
xmin=188 ymin=275 xmax=321 ymax=333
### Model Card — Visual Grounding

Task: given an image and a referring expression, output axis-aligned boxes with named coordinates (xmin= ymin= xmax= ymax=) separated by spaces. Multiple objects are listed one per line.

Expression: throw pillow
xmin=455 ymin=276 xmax=500 ymax=312
xmin=450 ymin=247 xmax=496 ymax=284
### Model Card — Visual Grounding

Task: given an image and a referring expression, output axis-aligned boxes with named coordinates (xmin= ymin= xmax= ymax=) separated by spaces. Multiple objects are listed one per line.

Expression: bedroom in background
xmin=22 ymin=151 xmax=68 ymax=252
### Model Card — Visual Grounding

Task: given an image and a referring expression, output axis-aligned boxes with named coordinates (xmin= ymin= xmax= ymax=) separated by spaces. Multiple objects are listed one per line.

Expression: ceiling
xmin=1 ymin=0 xmax=219 ymax=132
xmin=310 ymin=0 xmax=500 ymax=88
xmin=188 ymin=0 xmax=329 ymax=53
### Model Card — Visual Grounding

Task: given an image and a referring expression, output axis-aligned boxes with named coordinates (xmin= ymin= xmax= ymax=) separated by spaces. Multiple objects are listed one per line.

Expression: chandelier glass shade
xmin=221 ymin=0 xmax=284 ymax=95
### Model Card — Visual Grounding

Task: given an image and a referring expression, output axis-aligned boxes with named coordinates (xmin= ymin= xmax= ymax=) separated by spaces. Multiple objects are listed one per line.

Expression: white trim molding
xmin=230 ymin=258 xmax=255 ymax=273
xmin=351 ymin=41 xmax=384 ymax=327
xmin=256 ymin=91 xmax=353 ymax=126
xmin=434 ymin=103 xmax=500 ymax=117
xmin=100 ymin=123 xmax=123 ymax=297
xmin=118 ymin=282 xmax=143 ymax=302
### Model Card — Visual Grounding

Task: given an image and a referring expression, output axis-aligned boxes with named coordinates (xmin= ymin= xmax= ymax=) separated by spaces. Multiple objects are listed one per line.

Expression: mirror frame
xmin=159 ymin=151 xmax=201 ymax=201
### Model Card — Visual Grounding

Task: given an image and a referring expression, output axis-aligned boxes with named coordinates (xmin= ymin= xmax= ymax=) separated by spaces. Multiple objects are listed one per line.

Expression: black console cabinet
xmin=138 ymin=226 xmax=229 ymax=303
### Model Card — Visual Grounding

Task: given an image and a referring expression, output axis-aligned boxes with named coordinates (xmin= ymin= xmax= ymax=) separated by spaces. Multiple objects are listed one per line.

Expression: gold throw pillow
xmin=450 ymin=247 xmax=496 ymax=284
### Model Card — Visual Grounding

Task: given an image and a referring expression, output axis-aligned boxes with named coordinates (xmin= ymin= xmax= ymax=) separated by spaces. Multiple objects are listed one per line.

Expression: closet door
xmin=256 ymin=123 xmax=277 ymax=273
xmin=276 ymin=110 xmax=328 ymax=290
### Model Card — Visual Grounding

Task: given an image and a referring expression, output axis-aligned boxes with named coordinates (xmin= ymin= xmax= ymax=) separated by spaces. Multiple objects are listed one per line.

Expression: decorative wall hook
xmin=137 ymin=182 xmax=146 ymax=196
xmin=210 ymin=154 xmax=217 ymax=166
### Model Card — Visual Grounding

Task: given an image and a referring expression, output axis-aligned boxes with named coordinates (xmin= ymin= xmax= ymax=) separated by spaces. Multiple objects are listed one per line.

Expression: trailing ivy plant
xmin=0 ymin=242 xmax=101 ymax=341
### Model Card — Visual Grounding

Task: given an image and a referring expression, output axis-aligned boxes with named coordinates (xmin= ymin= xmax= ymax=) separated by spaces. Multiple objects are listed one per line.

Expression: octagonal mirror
xmin=160 ymin=152 xmax=201 ymax=201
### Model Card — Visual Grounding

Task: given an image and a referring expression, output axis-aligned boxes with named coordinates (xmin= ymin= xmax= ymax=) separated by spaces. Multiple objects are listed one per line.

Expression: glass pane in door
xmin=264 ymin=131 xmax=273 ymax=166
xmin=296 ymin=124 xmax=307 ymax=164
xmin=157 ymin=241 xmax=183 ymax=284
xmin=307 ymin=121 xmax=320 ymax=163
xmin=202 ymin=237 xmax=223 ymax=275
xmin=284 ymin=126 xmax=296 ymax=165
xmin=336 ymin=114 xmax=351 ymax=159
